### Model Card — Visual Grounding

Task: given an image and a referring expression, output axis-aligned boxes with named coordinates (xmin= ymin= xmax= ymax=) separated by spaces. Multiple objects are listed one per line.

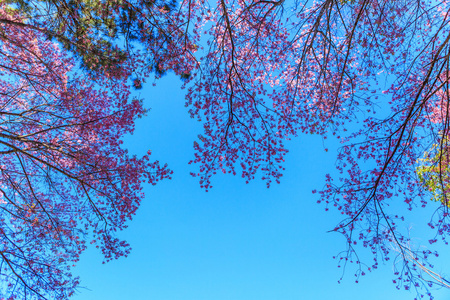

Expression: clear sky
xmin=72 ymin=74 xmax=450 ymax=300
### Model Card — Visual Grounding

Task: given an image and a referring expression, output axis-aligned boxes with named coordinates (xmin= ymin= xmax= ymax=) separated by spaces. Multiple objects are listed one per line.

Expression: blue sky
xmin=72 ymin=74 xmax=450 ymax=300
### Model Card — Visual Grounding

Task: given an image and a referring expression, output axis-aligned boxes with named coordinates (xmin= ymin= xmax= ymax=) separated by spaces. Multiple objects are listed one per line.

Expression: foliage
xmin=417 ymin=138 xmax=450 ymax=208
xmin=0 ymin=4 xmax=171 ymax=299
xmin=3 ymin=0 xmax=198 ymax=79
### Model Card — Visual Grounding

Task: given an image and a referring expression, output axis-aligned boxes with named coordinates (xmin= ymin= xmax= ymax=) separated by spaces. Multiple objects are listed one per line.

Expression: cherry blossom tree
xmin=0 ymin=4 xmax=172 ymax=299
xmin=181 ymin=0 xmax=450 ymax=298
xmin=5 ymin=0 xmax=450 ymax=299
